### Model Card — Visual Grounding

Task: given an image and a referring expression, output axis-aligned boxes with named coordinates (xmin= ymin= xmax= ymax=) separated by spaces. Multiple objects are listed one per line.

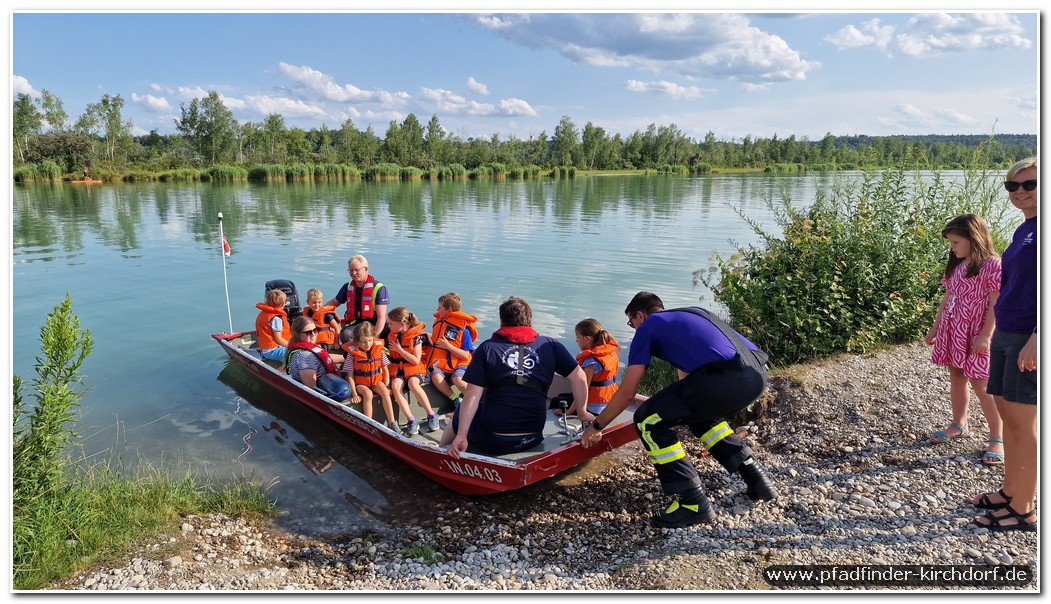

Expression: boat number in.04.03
xmin=440 ymin=459 xmax=503 ymax=483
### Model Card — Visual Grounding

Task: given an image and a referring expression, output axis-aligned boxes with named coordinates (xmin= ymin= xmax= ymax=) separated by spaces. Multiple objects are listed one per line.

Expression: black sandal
xmin=969 ymin=488 xmax=1012 ymax=510
xmin=974 ymin=504 xmax=1038 ymax=532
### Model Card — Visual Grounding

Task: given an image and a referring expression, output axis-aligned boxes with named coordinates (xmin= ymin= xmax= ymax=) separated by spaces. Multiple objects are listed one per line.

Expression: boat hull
xmin=212 ymin=331 xmax=639 ymax=495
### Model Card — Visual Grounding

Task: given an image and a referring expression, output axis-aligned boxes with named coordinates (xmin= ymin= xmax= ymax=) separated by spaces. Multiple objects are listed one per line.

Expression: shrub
xmin=365 ymin=163 xmax=401 ymax=181
xmin=399 ymin=166 xmax=424 ymax=180
xmin=697 ymin=165 xmax=1010 ymax=365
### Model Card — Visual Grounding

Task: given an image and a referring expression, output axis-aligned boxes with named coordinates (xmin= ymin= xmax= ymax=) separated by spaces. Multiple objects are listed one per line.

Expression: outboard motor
xmin=264 ymin=279 xmax=302 ymax=321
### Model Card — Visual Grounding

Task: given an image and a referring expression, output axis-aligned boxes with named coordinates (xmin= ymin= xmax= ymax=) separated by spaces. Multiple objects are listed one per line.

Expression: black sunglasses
xmin=1004 ymin=179 xmax=1037 ymax=192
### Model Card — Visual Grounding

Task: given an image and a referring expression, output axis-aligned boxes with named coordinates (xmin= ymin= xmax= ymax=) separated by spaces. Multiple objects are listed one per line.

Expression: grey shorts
xmin=987 ymin=330 xmax=1037 ymax=405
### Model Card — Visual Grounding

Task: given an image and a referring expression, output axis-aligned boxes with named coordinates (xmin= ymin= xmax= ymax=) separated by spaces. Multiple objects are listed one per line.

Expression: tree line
xmin=13 ymin=89 xmax=1037 ymax=178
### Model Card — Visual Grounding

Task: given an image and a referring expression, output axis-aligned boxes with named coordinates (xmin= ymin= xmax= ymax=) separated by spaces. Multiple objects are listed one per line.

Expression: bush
xmin=698 ymin=165 xmax=1010 ymax=365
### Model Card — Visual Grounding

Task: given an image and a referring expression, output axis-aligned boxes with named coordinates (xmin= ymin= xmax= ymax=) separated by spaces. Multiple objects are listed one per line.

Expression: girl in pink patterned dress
xmin=923 ymin=214 xmax=1003 ymax=464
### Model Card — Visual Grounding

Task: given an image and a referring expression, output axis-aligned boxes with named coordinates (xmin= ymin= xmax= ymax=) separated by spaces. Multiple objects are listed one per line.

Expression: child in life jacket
xmin=302 ymin=288 xmax=341 ymax=350
xmin=255 ymin=289 xmax=291 ymax=362
xmin=387 ymin=307 xmax=441 ymax=433
xmin=342 ymin=322 xmax=415 ymax=434
xmin=574 ymin=318 xmax=621 ymax=416
xmin=423 ymin=292 xmax=478 ymax=407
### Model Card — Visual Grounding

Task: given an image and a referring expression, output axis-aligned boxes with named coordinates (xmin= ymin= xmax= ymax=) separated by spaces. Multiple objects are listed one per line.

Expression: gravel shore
xmin=44 ymin=343 xmax=1038 ymax=592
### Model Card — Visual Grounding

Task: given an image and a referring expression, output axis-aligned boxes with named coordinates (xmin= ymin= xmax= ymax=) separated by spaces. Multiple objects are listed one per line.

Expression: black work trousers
xmin=632 ymin=360 xmax=766 ymax=496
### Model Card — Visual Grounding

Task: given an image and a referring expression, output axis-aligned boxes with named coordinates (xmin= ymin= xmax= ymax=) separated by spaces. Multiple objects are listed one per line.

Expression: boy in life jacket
xmin=387 ymin=307 xmax=441 ymax=433
xmin=423 ymin=292 xmax=478 ymax=407
xmin=302 ymin=288 xmax=341 ymax=350
xmin=255 ymin=289 xmax=291 ymax=362
xmin=341 ymin=322 xmax=416 ymax=434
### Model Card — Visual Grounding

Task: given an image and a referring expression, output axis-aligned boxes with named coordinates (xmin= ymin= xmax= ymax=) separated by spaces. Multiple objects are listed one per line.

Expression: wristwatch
xmin=591 ymin=418 xmax=605 ymax=431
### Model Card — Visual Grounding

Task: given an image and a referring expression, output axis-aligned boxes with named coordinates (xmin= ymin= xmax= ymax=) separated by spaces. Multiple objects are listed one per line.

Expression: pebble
xmin=45 ymin=344 xmax=1037 ymax=591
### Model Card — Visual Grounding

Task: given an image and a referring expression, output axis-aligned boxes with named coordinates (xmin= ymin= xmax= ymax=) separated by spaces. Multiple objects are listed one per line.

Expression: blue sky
xmin=9 ymin=6 xmax=1041 ymax=143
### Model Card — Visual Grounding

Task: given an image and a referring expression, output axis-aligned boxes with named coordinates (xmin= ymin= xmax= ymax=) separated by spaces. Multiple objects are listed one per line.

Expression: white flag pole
xmin=218 ymin=212 xmax=234 ymax=333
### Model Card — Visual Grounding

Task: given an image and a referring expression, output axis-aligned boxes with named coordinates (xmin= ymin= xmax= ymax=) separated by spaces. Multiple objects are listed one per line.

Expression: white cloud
xmin=625 ymin=79 xmax=703 ymax=101
xmin=933 ymin=108 xmax=975 ymax=125
xmin=13 ymin=75 xmax=37 ymax=96
xmin=467 ymin=76 xmax=489 ymax=96
xmin=244 ymin=95 xmax=329 ymax=119
xmin=420 ymin=87 xmax=468 ymax=112
xmin=177 ymin=86 xmax=210 ymax=100
xmin=131 ymin=93 xmax=171 ymax=112
xmin=275 ymin=62 xmax=409 ymax=107
xmin=473 ymin=13 xmax=819 ymax=85
xmin=825 ymin=19 xmax=895 ymax=54
xmin=499 ymin=98 xmax=538 ymax=117
xmin=828 ymin=13 xmax=1032 ymax=58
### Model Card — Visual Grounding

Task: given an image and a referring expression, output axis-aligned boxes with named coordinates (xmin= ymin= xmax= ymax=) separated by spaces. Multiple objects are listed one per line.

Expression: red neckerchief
xmin=493 ymin=326 xmax=538 ymax=343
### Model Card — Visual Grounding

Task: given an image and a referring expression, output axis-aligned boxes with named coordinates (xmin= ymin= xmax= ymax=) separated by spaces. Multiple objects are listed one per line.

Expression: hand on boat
xmin=447 ymin=435 xmax=468 ymax=459
xmin=580 ymin=425 xmax=602 ymax=448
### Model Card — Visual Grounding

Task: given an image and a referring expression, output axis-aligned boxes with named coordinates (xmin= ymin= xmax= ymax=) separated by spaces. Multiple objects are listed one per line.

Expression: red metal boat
xmin=212 ymin=330 xmax=642 ymax=495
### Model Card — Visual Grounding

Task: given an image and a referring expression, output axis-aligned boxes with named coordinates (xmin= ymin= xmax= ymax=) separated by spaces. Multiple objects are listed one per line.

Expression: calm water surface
xmin=12 ymin=173 xmax=861 ymax=535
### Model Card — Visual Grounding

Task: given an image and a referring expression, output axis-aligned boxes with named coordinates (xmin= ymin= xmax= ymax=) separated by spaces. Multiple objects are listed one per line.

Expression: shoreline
xmin=42 ymin=342 xmax=1037 ymax=591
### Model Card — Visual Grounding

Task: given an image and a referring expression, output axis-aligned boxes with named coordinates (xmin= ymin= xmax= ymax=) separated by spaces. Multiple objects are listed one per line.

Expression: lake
xmin=11 ymin=172 xmax=863 ymax=536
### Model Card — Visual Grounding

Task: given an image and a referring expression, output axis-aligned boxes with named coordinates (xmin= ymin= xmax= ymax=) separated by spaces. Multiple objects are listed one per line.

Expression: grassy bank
xmin=13 ymin=296 xmax=275 ymax=590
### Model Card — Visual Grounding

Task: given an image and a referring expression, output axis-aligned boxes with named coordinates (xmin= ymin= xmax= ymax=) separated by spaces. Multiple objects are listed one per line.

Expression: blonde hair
xmin=438 ymin=292 xmax=462 ymax=311
xmin=265 ymin=289 xmax=287 ymax=307
xmin=1006 ymin=157 xmax=1037 ymax=181
xmin=306 ymin=288 xmax=323 ymax=302
xmin=348 ymin=255 xmax=368 ymax=268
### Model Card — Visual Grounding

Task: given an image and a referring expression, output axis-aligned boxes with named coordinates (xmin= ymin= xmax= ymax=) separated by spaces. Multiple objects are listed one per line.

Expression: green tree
xmin=400 ymin=113 xmax=425 ymax=167
xmin=382 ymin=119 xmax=405 ymax=164
xmin=261 ymin=114 xmax=286 ymax=162
xmin=551 ymin=115 xmax=580 ymax=166
xmin=174 ymin=91 xmax=237 ymax=165
xmin=424 ymin=114 xmax=448 ymax=166
xmin=40 ymin=90 xmax=68 ymax=133
xmin=80 ymin=94 xmax=133 ymax=163
xmin=12 ymin=93 xmax=42 ymax=164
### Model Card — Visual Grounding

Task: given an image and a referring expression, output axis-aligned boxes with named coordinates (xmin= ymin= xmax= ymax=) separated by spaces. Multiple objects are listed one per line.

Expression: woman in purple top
xmin=968 ymin=157 xmax=1038 ymax=532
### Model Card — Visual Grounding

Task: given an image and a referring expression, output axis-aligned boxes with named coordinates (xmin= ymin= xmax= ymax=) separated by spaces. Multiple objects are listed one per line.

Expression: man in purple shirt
xmin=582 ymin=291 xmax=777 ymax=529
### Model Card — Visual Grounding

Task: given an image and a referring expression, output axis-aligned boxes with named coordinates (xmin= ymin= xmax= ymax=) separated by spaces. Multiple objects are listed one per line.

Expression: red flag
xmin=222 ymin=235 xmax=231 ymax=256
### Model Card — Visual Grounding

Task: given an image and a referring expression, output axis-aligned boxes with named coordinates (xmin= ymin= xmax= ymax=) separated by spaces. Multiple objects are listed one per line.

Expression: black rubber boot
xmin=650 ymin=491 xmax=714 ymax=529
xmin=739 ymin=458 xmax=777 ymax=501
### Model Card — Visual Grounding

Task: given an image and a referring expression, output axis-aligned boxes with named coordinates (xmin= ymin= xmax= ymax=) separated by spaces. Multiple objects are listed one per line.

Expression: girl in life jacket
xmin=387 ymin=307 xmax=441 ymax=434
xmin=574 ymin=318 xmax=622 ymax=415
xmin=302 ymin=288 xmax=341 ymax=349
xmin=341 ymin=321 xmax=413 ymax=434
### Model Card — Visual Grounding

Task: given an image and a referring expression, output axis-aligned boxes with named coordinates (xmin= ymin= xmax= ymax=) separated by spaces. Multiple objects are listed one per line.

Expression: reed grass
xmin=12 ymin=296 xmax=275 ymax=590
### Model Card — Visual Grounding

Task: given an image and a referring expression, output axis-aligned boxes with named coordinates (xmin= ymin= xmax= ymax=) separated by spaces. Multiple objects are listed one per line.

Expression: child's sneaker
xmin=452 ymin=393 xmax=463 ymax=408
xmin=404 ymin=418 xmax=420 ymax=436
xmin=426 ymin=414 xmax=440 ymax=432
xmin=386 ymin=420 xmax=399 ymax=432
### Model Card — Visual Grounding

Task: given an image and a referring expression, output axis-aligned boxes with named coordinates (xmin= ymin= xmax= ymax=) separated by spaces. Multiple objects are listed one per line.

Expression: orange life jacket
xmin=575 ymin=340 xmax=621 ymax=404
xmin=342 ymin=276 xmax=383 ymax=325
xmin=255 ymin=303 xmax=291 ymax=351
xmin=302 ymin=305 xmax=339 ymax=346
xmin=424 ymin=310 xmax=479 ymax=373
xmin=388 ymin=322 xmax=428 ymax=378
xmin=348 ymin=342 xmax=386 ymax=387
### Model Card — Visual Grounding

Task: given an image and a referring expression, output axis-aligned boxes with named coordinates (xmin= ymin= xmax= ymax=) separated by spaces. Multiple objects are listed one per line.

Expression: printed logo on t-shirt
xmin=501 ymin=346 xmax=539 ymax=374
xmin=1022 ymin=230 xmax=1035 ymax=246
